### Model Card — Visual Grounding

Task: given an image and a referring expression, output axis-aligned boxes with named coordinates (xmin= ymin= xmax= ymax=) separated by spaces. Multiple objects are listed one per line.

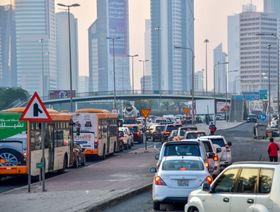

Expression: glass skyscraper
xmin=151 ymin=0 xmax=194 ymax=92
xmin=264 ymin=0 xmax=280 ymax=17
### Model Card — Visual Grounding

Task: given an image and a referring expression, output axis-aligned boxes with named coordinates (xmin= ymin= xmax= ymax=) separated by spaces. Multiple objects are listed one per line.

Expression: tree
xmin=0 ymin=87 xmax=30 ymax=110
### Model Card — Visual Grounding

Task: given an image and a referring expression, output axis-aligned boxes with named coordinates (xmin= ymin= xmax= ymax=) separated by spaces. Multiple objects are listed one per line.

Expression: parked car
xmin=151 ymin=156 xmax=212 ymax=211
xmin=200 ymin=135 xmax=232 ymax=170
xmin=72 ymin=142 xmax=86 ymax=168
xmin=199 ymin=138 xmax=221 ymax=177
xmin=185 ymin=161 xmax=280 ymax=212
xmin=155 ymin=140 xmax=208 ymax=168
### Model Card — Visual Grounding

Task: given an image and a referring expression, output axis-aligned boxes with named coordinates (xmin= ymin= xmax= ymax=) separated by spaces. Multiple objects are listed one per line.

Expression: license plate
xmin=177 ymin=179 xmax=189 ymax=186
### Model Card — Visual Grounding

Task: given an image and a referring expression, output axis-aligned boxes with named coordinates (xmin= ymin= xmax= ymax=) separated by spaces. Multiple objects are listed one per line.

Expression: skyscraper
xmin=264 ymin=0 xmax=280 ymax=17
xmin=151 ymin=0 xmax=194 ymax=92
xmin=239 ymin=4 xmax=277 ymax=94
xmin=0 ymin=4 xmax=16 ymax=88
xmin=227 ymin=14 xmax=240 ymax=94
xmin=15 ymin=0 xmax=57 ymax=97
xmin=213 ymin=44 xmax=227 ymax=94
xmin=88 ymin=0 xmax=130 ymax=92
xmin=56 ymin=12 xmax=79 ymax=92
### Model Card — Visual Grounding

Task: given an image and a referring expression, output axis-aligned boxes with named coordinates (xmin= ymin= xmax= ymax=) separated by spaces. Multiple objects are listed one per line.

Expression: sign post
xmin=20 ymin=92 xmax=51 ymax=192
xmin=140 ymin=108 xmax=151 ymax=151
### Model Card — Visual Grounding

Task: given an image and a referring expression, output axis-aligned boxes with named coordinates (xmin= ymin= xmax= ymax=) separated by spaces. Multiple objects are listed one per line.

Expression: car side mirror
xmin=227 ymin=141 xmax=232 ymax=146
xmin=155 ymin=153 xmax=159 ymax=160
xmin=202 ymin=183 xmax=211 ymax=192
xmin=207 ymin=152 xmax=215 ymax=158
xmin=216 ymin=147 xmax=222 ymax=153
xmin=149 ymin=167 xmax=157 ymax=173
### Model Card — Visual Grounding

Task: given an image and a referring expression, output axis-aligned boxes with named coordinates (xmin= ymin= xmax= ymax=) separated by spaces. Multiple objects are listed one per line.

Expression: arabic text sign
xmin=0 ymin=113 xmax=26 ymax=140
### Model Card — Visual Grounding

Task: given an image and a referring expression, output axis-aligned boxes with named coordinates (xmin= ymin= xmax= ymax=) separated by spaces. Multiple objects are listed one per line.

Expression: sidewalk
xmin=0 ymin=147 xmax=156 ymax=212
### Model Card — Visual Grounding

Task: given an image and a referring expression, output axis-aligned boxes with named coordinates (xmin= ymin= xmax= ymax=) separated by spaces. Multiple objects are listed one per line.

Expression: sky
xmin=3 ymin=0 xmax=264 ymax=89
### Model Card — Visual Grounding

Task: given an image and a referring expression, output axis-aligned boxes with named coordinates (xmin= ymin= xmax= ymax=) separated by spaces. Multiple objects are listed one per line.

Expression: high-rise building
xmin=0 ymin=4 xmax=16 ymax=88
xmin=144 ymin=19 xmax=152 ymax=76
xmin=78 ymin=76 xmax=89 ymax=93
xmin=88 ymin=0 xmax=130 ymax=92
xmin=194 ymin=70 xmax=204 ymax=92
xmin=213 ymin=44 xmax=227 ymax=94
xmin=264 ymin=0 xmax=280 ymax=17
xmin=227 ymin=14 xmax=240 ymax=94
xmin=15 ymin=0 xmax=57 ymax=97
xmin=151 ymin=0 xmax=194 ymax=92
xmin=56 ymin=12 xmax=79 ymax=92
xmin=239 ymin=4 xmax=277 ymax=95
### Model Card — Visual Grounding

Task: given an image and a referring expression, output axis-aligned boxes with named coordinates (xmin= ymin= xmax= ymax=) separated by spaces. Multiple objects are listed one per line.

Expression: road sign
xmin=258 ymin=112 xmax=267 ymax=121
xmin=259 ymin=90 xmax=268 ymax=100
xmin=242 ymin=92 xmax=260 ymax=100
xmin=183 ymin=107 xmax=190 ymax=114
xmin=140 ymin=108 xmax=151 ymax=118
xmin=20 ymin=92 xmax=51 ymax=122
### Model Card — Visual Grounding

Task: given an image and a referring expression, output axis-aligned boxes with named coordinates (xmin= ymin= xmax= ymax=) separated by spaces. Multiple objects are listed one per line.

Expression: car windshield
xmin=166 ymin=125 xmax=178 ymax=132
xmin=156 ymin=126 xmax=165 ymax=131
xmin=164 ymin=144 xmax=201 ymax=157
xmin=186 ymin=132 xmax=199 ymax=139
xmin=210 ymin=138 xmax=225 ymax=147
xmin=162 ymin=160 xmax=204 ymax=171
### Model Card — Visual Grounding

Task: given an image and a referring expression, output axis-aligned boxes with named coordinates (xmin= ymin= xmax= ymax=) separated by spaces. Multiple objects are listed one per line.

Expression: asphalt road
xmin=103 ymin=122 xmax=271 ymax=212
xmin=0 ymin=141 xmax=154 ymax=193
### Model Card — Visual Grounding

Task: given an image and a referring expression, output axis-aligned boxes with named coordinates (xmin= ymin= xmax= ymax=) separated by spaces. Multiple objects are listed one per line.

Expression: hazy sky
xmin=7 ymin=0 xmax=264 ymax=89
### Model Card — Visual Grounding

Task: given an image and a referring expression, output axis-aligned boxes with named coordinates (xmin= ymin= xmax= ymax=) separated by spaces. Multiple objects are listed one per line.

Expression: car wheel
xmin=188 ymin=207 xmax=199 ymax=212
xmin=81 ymin=156 xmax=86 ymax=166
xmin=73 ymin=157 xmax=79 ymax=168
xmin=0 ymin=149 xmax=24 ymax=166
xmin=153 ymin=202 xmax=160 ymax=211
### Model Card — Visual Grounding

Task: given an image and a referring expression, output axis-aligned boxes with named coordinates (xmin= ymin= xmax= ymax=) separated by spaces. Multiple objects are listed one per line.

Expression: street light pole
xmin=107 ymin=36 xmax=121 ymax=110
xmin=139 ymin=59 xmax=149 ymax=94
xmin=204 ymin=39 xmax=209 ymax=95
xmin=268 ymin=44 xmax=272 ymax=126
xmin=174 ymin=45 xmax=195 ymax=124
xmin=40 ymin=38 xmax=44 ymax=98
xmin=128 ymin=54 xmax=138 ymax=94
xmin=57 ymin=3 xmax=80 ymax=112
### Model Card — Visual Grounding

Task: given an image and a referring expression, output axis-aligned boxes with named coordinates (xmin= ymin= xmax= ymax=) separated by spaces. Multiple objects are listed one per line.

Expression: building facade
xmin=56 ymin=12 xmax=79 ymax=92
xmin=78 ymin=76 xmax=89 ymax=93
xmin=213 ymin=43 xmax=227 ymax=94
xmin=88 ymin=0 xmax=130 ymax=92
xmin=151 ymin=0 xmax=194 ymax=92
xmin=227 ymin=14 xmax=240 ymax=94
xmin=264 ymin=0 xmax=280 ymax=16
xmin=194 ymin=70 xmax=204 ymax=92
xmin=0 ymin=4 xmax=16 ymax=88
xmin=239 ymin=6 xmax=278 ymax=95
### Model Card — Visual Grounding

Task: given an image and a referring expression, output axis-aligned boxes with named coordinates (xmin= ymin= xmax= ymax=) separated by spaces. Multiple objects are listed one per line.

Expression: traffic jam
xmin=0 ymin=99 xmax=280 ymax=212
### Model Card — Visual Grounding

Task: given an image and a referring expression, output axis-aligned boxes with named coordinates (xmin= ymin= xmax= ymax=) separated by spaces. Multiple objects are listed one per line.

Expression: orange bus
xmin=0 ymin=107 xmax=74 ymax=177
xmin=73 ymin=108 xmax=119 ymax=159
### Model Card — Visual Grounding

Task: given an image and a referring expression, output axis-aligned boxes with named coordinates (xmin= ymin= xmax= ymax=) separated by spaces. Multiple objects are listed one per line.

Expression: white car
xmin=151 ymin=156 xmax=212 ymax=211
xmin=185 ymin=161 xmax=280 ymax=212
xmin=200 ymin=135 xmax=232 ymax=169
xmin=118 ymin=127 xmax=133 ymax=149
xmin=199 ymin=138 xmax=221 ymax=177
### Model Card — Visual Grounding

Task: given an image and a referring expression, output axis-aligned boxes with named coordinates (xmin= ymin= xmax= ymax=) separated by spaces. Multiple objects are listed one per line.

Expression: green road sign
xmin=259 ymin=90 xmax=267 ymax=100
xmin=36 ymin=162 xmax=44 ymax=169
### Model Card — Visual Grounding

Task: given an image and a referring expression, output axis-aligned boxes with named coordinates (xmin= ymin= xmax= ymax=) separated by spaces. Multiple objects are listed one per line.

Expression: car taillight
xmin=206 ymin=176 xmax=213 ymax=184
xmin=213 ymin=153 xmax=219 ymax=161
xmin=154 ymin=176 xmax=166 ymax=186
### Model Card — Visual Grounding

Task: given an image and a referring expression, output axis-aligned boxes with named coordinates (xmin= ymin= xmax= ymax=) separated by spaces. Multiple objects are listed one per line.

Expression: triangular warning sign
xmin=140 ymin=108 xmax=151 ymax=118
xmin=20 ymin=92 xmax=52 ymax=122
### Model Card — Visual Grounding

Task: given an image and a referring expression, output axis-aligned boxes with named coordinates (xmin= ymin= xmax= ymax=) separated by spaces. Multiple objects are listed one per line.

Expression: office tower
xmin=239 ymin=4 xmax=277 ymax=95
xmin=264 ymin=0 xmax=280 ymax=17
xmin=227 ymin=14 xmax=240 ymax=94
xmin=56 ymin=12 xmax=79 ymax=92
xmin=78 ymin=76 xmax=89 ymax=93
xmin=213 ymin=44 xmax=227 ymax=94
xmin=194 ymin=70 xmax=204 ymax=92
xmin=151 ymin=0 xmax=194 ymax=92
xmin=88 ymin=0 xmax=130 ymax=92
xmin=15 ymin=0 xmax=57 ymax=97
xmin=145 ymin=19 xmax=152 ymax=76
xmin=0 ymin=4 xmax=16 ymax=87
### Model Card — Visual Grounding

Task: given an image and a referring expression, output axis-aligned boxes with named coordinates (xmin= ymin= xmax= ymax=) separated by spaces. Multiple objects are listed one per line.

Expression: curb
xmin=84 ymin=183 xmax=152 ymax=212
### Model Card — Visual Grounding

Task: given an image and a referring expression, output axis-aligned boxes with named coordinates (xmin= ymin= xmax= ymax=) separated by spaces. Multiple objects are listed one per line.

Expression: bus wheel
xmin=102 ymin=145 xmax=106 ymax=160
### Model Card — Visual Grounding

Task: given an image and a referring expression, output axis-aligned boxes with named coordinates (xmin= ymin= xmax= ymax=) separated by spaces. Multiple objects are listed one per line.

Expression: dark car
xmin=247 ymin=114 xmax=257 ymax=123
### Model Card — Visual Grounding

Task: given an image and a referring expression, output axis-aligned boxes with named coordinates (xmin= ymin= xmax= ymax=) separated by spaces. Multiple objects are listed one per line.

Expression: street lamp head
xmin=57 ymin=3 xmax=80 ymax=8
xmin=71 ymin=3 xmax=80 ymax=7
xmin=57 ymin=3 xmax=66 ymax=7
xmin=204 ymin=39 xmax=209 ymax=43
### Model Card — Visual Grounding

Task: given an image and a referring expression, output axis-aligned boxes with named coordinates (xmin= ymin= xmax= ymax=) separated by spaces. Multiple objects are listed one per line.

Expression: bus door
xmin=47 ymin=123 xmax=55 ymax=171
xmin=106 ymin=125 xmax=110 ymax=154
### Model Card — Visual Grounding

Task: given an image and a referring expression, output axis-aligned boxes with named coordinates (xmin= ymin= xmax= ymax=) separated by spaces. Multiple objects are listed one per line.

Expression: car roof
xmin=200 ymin=135 xmax=224 ymax=139
xmin=229 ymin=161 xmax=280 ymax=168
xmin=162 ymin=156 xmax=203 ymax=161
xmin=163 ymin=140 xmax=199 ymax=146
